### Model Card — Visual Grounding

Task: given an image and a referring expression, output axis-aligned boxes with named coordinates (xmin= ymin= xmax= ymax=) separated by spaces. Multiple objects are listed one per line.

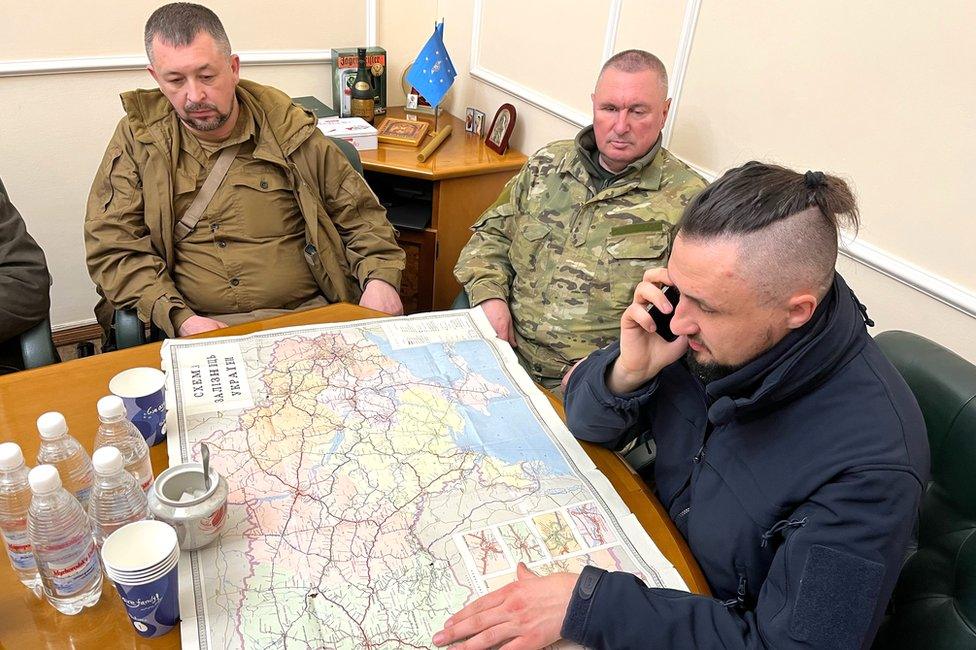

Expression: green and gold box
xmin=331 ymin=47 xmax=387 ymax=118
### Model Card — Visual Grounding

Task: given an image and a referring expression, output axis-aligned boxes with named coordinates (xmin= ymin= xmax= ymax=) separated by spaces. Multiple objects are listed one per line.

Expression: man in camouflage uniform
xmin=455 ymin=50 xmax=706 ymax=393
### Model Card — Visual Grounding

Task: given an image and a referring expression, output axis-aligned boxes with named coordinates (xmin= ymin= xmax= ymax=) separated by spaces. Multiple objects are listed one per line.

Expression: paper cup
xmin=101 ymin=521 xmax=180 ymax=638
xmin=110 ymin=367 xmax=167 ymax=446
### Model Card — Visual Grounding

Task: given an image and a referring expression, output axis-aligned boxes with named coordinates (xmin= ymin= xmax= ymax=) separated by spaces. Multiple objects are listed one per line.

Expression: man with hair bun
xmin=433 ymin=162 xmax=929 ymax=649
xmin=85 ymin=3 xmax=404 ymax=341
xmin=455 ymin=49 xmax=706 ymax=395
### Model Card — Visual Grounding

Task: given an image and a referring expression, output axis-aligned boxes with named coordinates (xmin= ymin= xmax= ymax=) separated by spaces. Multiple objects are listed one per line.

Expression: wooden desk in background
xmin=0 ymin=305 xmax=707 ymax=648
xmin=362 ymin=108 xmax=527 ymax=313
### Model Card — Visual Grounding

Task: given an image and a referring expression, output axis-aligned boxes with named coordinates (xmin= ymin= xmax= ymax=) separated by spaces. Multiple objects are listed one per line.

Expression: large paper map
xmin=161 ymin=309 xmax=685 ymax=649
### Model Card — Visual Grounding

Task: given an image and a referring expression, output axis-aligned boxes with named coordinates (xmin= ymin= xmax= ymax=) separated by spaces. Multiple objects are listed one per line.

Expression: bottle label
xmin=2 ymin=524 xmax=37 ymax=571
xmin=44 ymin=535 xmax=100 ymax=596
xmin=74 ymin=485 xmax=92 ymax=505
xmin=351 ymin=98 xmax=375 ymax=122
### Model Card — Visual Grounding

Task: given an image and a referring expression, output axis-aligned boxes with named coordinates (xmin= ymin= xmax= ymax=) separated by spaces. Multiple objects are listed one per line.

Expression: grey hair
xmin=600 ymin=49 xmax=668 ymax=95
xmin=145 ymin=3 xmax=231 ymax=63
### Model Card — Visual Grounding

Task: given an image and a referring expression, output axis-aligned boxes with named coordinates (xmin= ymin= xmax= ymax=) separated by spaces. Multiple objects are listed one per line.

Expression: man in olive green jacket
xmin=85 ymin=3 xmax=404 ymax=339
xmin=455 ymin=50 xmax=705 ymax=393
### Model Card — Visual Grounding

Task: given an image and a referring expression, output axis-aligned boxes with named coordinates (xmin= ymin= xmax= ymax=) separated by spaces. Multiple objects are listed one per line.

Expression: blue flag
xmin=406 ymin=21 xmax=457 ymax=108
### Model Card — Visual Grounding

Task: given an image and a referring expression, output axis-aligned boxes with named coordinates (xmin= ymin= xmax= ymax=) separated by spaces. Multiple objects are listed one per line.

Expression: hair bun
xmin=804 ymin=170 xmax=826 ymax=189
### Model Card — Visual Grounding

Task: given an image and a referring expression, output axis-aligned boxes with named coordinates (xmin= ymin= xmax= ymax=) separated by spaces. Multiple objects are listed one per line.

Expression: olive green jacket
xmin=455 ymin=132 xmax=706 ymax=388
xmin=85 ymin=79 xmax=404 ymax=336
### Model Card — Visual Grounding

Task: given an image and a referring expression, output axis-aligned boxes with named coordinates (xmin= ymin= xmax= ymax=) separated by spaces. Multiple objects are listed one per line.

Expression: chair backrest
xmin=873 ymin=330 xmax=976 ymax=649
xmin=326 ymin=137 xmax=364 ymax=176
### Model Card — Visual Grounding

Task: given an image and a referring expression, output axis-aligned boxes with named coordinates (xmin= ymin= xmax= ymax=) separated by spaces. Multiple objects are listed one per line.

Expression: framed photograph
xmin=473 ymin=110 xmax=486 ymax=136
xmin=485 ymin=103 xmax=516 ymax=154
xmin=406 ymin=93 xmax=420 ymax=110
xmin=465 ymin=107 xmax=476 ymax=133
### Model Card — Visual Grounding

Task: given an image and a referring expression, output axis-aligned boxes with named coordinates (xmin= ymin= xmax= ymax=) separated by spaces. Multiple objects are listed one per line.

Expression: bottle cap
xmin=28 ymin=464 xmax=61 ymax=493
xmin=0 ymin=442 xmax=25 ymax=471
xmin=36 ymin=412 xmax=68 ymax=439
xmin=97 ymin=395 xmax=126 ymax=419
xmin=92 ymin=446 xmax=124 ymax=475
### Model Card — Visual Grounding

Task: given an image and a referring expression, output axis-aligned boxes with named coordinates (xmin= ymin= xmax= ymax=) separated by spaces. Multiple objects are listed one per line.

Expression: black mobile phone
xmin=647 ymin=285 xmax=679 ymax=342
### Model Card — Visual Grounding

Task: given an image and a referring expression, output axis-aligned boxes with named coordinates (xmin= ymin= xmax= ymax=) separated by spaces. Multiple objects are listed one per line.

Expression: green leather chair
xmin=873 ymin=330 xmax=976 ymax=649
xmin=112 ymin=136 xmax=364 ymax=349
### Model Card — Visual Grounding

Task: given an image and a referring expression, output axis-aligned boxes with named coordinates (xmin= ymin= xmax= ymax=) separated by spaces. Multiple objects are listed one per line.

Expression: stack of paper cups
xmin=100 ymin=520 xmax=180 ymax=637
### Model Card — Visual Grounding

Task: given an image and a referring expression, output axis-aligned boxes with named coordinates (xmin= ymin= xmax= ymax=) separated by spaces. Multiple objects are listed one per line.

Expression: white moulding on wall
xmin=0 ymin=0 xmax=377 ymax=77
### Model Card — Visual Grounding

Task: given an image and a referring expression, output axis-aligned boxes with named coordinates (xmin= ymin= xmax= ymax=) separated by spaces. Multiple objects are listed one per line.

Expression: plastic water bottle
xmin=27 ymin=464 xmax=102 ymax=614
xmin=88 ymin=446 xmax=151 ymax=550
xmin=0 ymin=443 xmax=41 ymax=594
xmin=93 ymin=396 xmax=154 ymax=493
xmin=35 ymin=412 xmax=94 ymax=510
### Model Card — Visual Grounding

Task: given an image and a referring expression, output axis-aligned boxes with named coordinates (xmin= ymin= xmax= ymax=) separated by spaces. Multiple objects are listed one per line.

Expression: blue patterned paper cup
xmin=109 ymin=367 xmax=167 ymax=446
xmin=102 ymin=520 xmax=180 ymax=638
xmin=111 ymin=559 xmax=179 ymax=637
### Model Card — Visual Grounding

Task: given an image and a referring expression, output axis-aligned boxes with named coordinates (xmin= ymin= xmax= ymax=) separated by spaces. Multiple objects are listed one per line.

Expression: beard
xmin=180 ymin=100 xmax=233 ymax=132
xmin=684 ymin=349 xmax=743 ymax=385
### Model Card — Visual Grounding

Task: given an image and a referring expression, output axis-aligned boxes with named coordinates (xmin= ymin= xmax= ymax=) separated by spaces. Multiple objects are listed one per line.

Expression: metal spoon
xmin=201 ymin=442 xmax=211 ymax=492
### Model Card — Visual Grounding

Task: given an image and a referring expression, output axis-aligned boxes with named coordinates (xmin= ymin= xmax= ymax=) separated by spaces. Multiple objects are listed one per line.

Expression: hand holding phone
xmin=646 ymin=285 xmax=679 ymax=342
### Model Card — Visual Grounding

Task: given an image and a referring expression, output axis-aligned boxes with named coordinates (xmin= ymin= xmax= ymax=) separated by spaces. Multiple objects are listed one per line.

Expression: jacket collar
xmin=119 ymin=78 xmax=317 ymax=166
xmin=559 ymin=126 xmax=664 ymax=195
xmin=703 ymin=273 xmax=870 ymax=425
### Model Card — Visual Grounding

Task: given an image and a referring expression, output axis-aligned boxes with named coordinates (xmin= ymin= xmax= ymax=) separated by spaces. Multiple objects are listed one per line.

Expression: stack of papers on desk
xmin=316 ymin=116 xmax=378 ymax=151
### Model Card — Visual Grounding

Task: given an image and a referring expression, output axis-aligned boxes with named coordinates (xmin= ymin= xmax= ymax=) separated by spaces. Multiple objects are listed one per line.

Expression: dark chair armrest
xmin=114 ymin=308 xmax=148 ymax=349
xmin=451 ymin=290 xmax=471 ymax=310
xmin=19 ymin=318 xmax=60 ymax=368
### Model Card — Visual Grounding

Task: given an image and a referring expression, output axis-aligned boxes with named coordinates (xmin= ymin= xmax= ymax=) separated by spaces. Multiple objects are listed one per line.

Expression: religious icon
xmin=485 ymin=103 xmax=516 ymax=155
xmin=473 ymin=110 xmax=486 ymax=136
xmin=465 ymin=107 xmax=476 ymax=133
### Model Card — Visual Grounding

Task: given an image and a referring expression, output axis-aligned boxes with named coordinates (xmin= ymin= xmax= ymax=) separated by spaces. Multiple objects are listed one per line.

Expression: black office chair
xmin=18 ymin=318 xmax=60 ymax=368
xmin=872 ymin=330 xmax=976 ymax=649
xmin=112 ymin=137 xmax=365 ymax=349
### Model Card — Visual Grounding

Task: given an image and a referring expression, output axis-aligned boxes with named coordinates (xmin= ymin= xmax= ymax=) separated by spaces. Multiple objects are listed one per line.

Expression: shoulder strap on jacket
xmin=174 ymin=143 xmax=241 ymax=240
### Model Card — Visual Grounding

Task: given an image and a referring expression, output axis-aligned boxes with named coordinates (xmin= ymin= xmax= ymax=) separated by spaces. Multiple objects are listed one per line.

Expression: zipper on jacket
xmin=675 ymin=506 xmax=691 ymax=521
xmin=722 ymin=575 xmax=748 ymax=610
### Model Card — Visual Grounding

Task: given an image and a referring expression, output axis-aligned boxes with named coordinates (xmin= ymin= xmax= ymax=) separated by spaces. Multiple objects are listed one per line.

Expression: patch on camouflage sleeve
xmin=790 ymin=544 xmax=885 ymax=649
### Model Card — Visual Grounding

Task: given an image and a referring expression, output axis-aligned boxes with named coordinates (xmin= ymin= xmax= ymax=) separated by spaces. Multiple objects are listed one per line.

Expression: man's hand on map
xmin=432 ymin=562 xmax=575 ymax=650
xmin=479 ymin=298 xmax=517 ymax=348
xmin=178 ymin=315 xmax=229 ymax=336
xmin=359 ymin=279 xmax=404 ymax=315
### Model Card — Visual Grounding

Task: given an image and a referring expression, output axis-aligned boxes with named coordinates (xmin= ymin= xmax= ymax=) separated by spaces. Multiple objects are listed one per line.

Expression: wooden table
xmin=361 ymin=107 xmax=527 ymax=313
xmin=0 ymin=305 xmax=707 ymax=648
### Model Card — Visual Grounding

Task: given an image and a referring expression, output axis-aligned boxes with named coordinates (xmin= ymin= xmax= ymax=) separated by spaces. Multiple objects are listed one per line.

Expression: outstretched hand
xmin=608 ymin=267 xmax=689 ymax=394
xmin=432 ymin=563 xmax=577 ymax=650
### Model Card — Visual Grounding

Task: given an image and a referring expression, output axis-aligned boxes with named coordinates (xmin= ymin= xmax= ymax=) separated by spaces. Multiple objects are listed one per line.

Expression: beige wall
xmin=2 ymin=1 xmax=973 ymax=364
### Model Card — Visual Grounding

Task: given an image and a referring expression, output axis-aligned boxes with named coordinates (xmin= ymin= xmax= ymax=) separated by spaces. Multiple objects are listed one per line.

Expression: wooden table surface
xmin=359 ymin=107 xmax=527 ymax=181
xmin=0 ymin=304 xmax=707 ymax=648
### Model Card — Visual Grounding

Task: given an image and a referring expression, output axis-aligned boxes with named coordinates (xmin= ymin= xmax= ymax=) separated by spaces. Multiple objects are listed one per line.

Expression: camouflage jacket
xmin=455 ymin=130 xmax=706 ymax=389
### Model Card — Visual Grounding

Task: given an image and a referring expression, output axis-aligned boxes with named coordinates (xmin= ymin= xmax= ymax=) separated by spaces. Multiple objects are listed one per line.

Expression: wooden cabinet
xmin=360 ymin=108 xmax=527 ymax=312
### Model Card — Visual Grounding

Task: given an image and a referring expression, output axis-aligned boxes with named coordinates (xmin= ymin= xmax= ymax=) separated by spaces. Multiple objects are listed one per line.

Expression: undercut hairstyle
xmin=677 ymin=161 xmax=860 ymax=302
xmin=145 ymin=3 xmax=231 ymax=63
xmin=600 ymin=49 xmax=668 ymax=95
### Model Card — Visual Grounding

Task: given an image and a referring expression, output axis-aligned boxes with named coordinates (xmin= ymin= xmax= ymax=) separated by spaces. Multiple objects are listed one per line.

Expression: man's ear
xmin=786 ymin=293 xmax=818 ymax=330
xmin=230 ymin=54 xmax=240 ymax=82
xmin=147 ymin=64 xmax=159 ymax=83
xmin=661 ymin=97 xmax=672 ymax=122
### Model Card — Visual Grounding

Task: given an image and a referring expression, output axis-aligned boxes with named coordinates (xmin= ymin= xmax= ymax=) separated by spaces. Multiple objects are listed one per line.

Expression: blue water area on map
xmin=366 ymin=333 xmax=572 ymax=477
